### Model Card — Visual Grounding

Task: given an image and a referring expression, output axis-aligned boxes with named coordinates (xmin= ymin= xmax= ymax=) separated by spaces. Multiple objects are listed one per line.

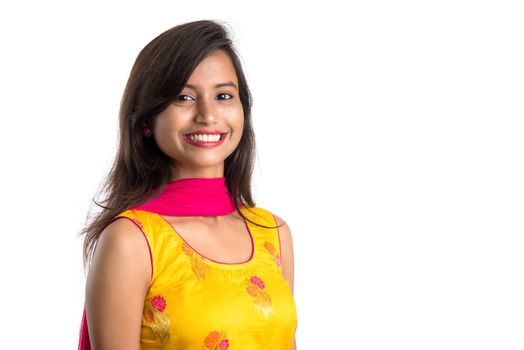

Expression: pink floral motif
xmin=145 ymin=295 xmax=171 ymax=343
xmin=151 ymin=295 xmax=166 ymax=312
xmin=245 ymin=276 xmax=273 ymax=319
xmin=219 ymin=339 xmax=229 ymax=349
xmin=264 ymin=241 xmax=282 ymax=267
xmin=250 ymin=275 xmax=265 ymax=289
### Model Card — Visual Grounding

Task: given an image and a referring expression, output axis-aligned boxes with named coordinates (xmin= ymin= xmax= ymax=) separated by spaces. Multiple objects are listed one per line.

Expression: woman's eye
xmin=175 ymin=95 xmax=194 ymax=102
xmin=217 ymin=93 xmax=233 ymax=100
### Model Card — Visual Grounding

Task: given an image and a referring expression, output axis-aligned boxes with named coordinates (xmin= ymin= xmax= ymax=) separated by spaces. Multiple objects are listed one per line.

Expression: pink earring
xmin=143 ymin=127 xmax=152 ymax=137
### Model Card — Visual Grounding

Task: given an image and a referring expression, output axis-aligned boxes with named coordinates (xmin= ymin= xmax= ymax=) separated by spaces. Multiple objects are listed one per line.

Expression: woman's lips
xmin=182 ymin=132 xmax=228 ymax=147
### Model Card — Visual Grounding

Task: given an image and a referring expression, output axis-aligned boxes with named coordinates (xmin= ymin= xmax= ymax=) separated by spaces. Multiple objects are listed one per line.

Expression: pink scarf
xmin=78 ymin=177 xmax=237 ymax=349
xmin=129 ymin=176 xmax=237 ymax=216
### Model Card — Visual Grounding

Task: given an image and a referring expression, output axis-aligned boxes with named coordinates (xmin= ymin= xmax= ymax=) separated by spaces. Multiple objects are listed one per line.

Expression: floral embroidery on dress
xmin=144 ymin=295 xmax=170 ymax=344
xmin=204 ymin=330 xmax=229 ymax=349
xmin=264 ymin=241 xmax=282 ymax=267
xmin=181 ymin=242 xmax=209 ymax=280
xmin=245 ymin=275 xmax=273 ymax=319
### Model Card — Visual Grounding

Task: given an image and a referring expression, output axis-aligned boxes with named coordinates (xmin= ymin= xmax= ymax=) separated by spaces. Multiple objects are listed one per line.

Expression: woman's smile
xmin=182 ymin=132 xmax=229 ymax=147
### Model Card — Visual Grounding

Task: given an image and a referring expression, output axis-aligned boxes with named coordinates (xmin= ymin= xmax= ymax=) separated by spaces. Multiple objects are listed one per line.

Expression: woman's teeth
xmin=188 ymin=134 xmax=222 ymax=142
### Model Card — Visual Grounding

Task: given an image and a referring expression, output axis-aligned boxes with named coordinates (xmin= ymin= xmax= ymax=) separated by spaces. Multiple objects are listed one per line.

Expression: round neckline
xmin=156 ymin=211 xmax=257 ymax=268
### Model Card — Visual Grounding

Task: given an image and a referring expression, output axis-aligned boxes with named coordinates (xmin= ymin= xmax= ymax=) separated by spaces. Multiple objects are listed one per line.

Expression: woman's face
xmin=151 ymin=49 xmax=244 ymax=180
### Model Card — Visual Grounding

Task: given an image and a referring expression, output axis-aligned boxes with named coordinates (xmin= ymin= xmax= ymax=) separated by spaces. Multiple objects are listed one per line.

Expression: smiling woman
xmin=77 ymin=19 xmax=298 ymax=350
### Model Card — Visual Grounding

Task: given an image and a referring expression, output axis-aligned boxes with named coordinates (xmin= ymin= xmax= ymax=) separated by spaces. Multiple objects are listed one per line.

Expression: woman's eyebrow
xmin=184 ymin=81 xmax=238 ymax=90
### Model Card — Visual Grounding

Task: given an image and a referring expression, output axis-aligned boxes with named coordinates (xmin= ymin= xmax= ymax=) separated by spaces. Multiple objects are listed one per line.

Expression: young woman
xmin=77 ymin=20 xmax=298 ymax=349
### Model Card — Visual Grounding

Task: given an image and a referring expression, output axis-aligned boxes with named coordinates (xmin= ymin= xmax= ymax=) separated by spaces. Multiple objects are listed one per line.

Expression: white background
xmin=0 ymin=1 xmax=523 ymax=349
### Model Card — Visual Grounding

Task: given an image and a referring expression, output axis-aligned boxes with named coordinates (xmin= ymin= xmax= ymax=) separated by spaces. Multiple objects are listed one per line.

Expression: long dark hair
xmin=78 ymin=19 xmax=282 ymax=273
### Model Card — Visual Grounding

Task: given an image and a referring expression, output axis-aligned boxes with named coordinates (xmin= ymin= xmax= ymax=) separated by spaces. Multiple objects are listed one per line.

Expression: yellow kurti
xmin=107 ymin=206 xmax=297 ymax=349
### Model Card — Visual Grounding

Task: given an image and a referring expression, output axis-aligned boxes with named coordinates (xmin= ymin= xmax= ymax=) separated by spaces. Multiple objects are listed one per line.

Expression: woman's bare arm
xmin=85 ymin=218 xmax=152 ymax=350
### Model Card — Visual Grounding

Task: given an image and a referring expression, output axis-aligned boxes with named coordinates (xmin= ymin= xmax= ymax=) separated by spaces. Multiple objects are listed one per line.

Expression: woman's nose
xmin=195 ymin=96 xmax=218 ymax=123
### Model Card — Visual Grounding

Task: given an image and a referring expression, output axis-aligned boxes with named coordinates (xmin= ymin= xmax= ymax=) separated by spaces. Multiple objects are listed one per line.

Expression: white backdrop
xmin=0 ymin=1 xmax=523 ymax=349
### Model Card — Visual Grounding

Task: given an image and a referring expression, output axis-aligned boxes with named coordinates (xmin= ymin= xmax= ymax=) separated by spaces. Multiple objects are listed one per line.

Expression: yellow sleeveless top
xmin=109 ymin=206 xmax=297 ymax=349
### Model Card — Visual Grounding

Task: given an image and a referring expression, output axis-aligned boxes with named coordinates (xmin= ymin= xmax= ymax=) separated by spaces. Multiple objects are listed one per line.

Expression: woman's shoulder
xmin=91 ymin=212 xmax=153 ymax=284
